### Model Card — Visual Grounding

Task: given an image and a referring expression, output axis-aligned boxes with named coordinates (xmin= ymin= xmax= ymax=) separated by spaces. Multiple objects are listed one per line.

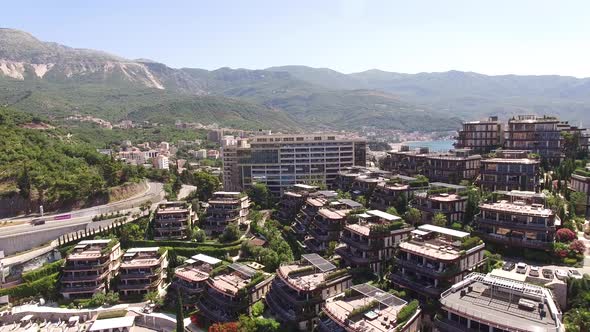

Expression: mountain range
xmin=1 ymin=28 xmax=589 ymax=132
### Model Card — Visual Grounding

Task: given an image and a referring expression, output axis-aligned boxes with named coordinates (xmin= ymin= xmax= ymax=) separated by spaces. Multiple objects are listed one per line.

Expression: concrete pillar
xmin=467 ymin=319 xmax=471 ymax=328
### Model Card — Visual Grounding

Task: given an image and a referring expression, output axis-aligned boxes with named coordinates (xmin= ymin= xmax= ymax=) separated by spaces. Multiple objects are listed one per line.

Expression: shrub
xmin=556 ymin=228 xmax=577 ymax=243
xmin=569 ymin=240 xmax=586 ymax=255
xmin=461 ymin=236 xmax=482 ymax=250
xmin=396 ymin=300 xmax=419 ymax=325
xmin=564 ymin=257 xmax=579 ymax=266
xmin=22 ymin=259 xmax=64 ymax=282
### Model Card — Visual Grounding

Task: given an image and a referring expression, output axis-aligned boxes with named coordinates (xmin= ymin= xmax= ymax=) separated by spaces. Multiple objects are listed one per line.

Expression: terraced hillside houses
xmin=153 ymin=201 xmax=194 ymax=240
xmin=61 ymin=239 xmax=122 ymax=299
xmin=479 ymin=150 xmax=541 ymax=192
xmin=474 ymin=195 xmax=557 ymax=250
xmin=412 ymin=183 xmax=468 ymax=224
xmin=266 ymin=254 xmax=352 ymax=330
xmin=454 ymin=116 xmax=504 ymax=153
xmin=118 ymin=247 xmax=168 ymax=297
xmin=436 ymin=272 xmax=563 ymax=332
xmin=304 ymin=198 xmax=363 ymax=254
xmin=196 ymin=263 xmax=273 ymax=324
xmin=337 ymin=210 xmax=413 ymax=274
xmin=389 ymin=225 xmax=486 ymax=298
xmin=202 ymin=192 xmax=250 ymax=235
xmin=569 ymin=166 xmax=590 ymax=218
xmin=172 ymin=254 xmax=222 ymax=306
xmin=318 ymin=283 xmax=422 ymax=332
xmin=291 ymin=190 xmax=339 ymax=241
xmin=274 ymin=184 xmax=319 ymax=223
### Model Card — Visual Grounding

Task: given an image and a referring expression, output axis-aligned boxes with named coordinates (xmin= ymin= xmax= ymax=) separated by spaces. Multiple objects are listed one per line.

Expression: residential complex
xmin=389 ymin=225 xmax=486 ymax=298
xmin=118 ymin=247 xmax=168 ymax=297
xmin=569 ymin=166 xmax=590 ymax=218
xmin=319 ymin=283 xmax=422 ymax=332
xmin=370 ymin=175 xmax=426 ymax=211
xmin=505 ymin=115 xmax=563 ymax=163
xmin=291 ymin=190 xmax=338 ymax=241
xmin=61 ymin=239 xmax=122 ymax=299
xmin=153 ymin=201 xmax=194 ymax=240
xmin=454 ymin=116 xmax=504 ymax=153
xmin=474 ymin=197 xmax=557 ymax=250
xmin=173 ymin=254 xmax=222 ymax=304
xmin=221 ymin=133 xmax=367 ymax=196
xmin=382 ymin=147 xmax=481 ymax=184
xmin=202 ymin=192 xmax=250 ymax=235
xmin=337 ymin=210 xmax=413 ymax=274
xmin=437 ymin=272 xmax=563 ymax=332
xmin=275 ymin=184 xmax=318 ymax=223
xmin=479 ymin=150 xmax=541 ymax=192
xmin=412 ymin=183 xmax=467 ymax=224
xmin=196 ymin=263 xmax=272 ymax=324
xmin=266 ymin=254 xmax=352 ymax=330
xmin=304 ymin=199 xmax=362 ymax=253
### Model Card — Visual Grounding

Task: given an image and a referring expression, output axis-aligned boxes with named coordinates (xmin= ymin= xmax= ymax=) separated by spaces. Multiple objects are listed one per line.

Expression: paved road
xmin=0 ymin=182 xmax=164 ymax=238
xmin=177 ymin=185 xmax=197 ymax=200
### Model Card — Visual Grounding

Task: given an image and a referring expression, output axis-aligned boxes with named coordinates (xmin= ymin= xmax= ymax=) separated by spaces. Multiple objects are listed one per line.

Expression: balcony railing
xmin=476 ymin=217 xmax=553 ymax=231
xmin=477 ymin=233 xmax=552 ymax=249
xmin=395 ymin=258 xmax=459 ymax=278
xmin=388 ymin=273 xmax=442 ymax=297
xmin=340 ymin=236 xmax=372 ymax=251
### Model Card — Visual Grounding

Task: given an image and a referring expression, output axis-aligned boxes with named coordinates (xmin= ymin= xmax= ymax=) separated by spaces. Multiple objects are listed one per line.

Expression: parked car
xmin=529 ymin=266 xmax=540 ymax=277
xmin=555 ymin=270 xmax=568 ymax=281
xmin=502 ymin=262 xmax=515 ymax=271
xmin=516 ymin=262 xmax=528 ymax=274
xmin=542 ymin=268 xmax=554 ymax=279
xmin=568 ymin=269 xmax=583 ymax=280
xmin=31 ymin=218 xmax=45 ymax=226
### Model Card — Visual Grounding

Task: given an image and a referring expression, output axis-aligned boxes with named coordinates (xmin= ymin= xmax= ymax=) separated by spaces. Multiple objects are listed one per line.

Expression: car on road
xmin=529 ymin=266 xmax=540 ymax=277
xmin=568 ymin=269 xmax=583 ymax=280
xmin=542 ymin=268 xmax=554 ymax=279
xmin=502 ymin=262 xmax=515 ymax=271
xmin=555 ymin=269 xmax=568 ymax=281
xmin=516 ymin=262 xmax=528 ymax=274
xmin=30 ymin=218 xmax=45 ymax=226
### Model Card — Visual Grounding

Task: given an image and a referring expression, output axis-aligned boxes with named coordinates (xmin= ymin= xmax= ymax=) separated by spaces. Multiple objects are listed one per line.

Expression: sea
xmin=398 ymin=139 xmax=455 ymax=152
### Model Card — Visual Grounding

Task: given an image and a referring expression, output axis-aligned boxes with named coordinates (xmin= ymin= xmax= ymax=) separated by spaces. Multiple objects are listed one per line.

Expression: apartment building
xmin=153 ymin=201 xmax=194 ymax=240
xmin=389 ymin=224 xmax=486 ymax=298
xmin=275 ymin=184 xmax=319 ymax=223
xmin=436 ymin=272 xmax=563 ymax=332
xmin=569 ymin=167 xmax=590 ymax=218
xmin=454 ymin=116 xmax=504 ymax=153
xmin=221 ymin=133 xmax=367 ymax=196
xmin=412 ymin=183 xmax=468 ymax=224
xmin=305 ymin=199 xmax=362 ymax=253
xmin=173 ymin=254 xmax=222 ymax=305
xmin=505 ymin=115 xmax=562 ymax=163
xmin=369 ymin=175 xmax=427 ymax=211
xmin=118 ymin=247 xmax=168 ymax=297
xmin=474 ymin=198 xmax=557 ymax=250
xmin=266 ymin=254 xmax=352 ymax=330
xmin=337 ymin=210 xmax=413 ymax=274
xmin=318 ymin=283 xmax=422 ymax=332
xmin=196 ymin=263 xmax=273 ymax=324
xmin=291 ymin=190 xmax=338 ymax=241
xmin=480 ymin=150 xmax=541 ymax=192
xmin=202 ymin=192 xmax=250 ymax=235
xmin=61 ymin=239 xmax=122 ymax=299
xmin=221 ymin=139 xmax=249 ymax=192
xmin=383 ymin=147 xmax=481 ymax=184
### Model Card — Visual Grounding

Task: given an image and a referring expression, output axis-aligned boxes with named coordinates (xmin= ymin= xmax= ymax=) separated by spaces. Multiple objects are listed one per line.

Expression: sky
xmin=3 ymin=0 xmax=590 ymax=77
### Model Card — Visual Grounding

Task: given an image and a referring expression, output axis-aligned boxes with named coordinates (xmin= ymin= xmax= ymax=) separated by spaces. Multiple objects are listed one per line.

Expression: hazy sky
xmin=4 ymin=0 xmax=590 ymax=77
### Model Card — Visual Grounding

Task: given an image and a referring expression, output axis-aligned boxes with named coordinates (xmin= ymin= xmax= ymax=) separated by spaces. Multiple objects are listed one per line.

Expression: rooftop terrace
xmin=480 ymin=200 xmax=553 ymax=217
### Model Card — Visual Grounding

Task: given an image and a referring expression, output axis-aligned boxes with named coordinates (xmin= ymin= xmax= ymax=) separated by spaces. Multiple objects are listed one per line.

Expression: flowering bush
xmin=569 ymin=240 xmax=587 ymax=255
xmin=556 ymin=228 xmax=577 ymax=243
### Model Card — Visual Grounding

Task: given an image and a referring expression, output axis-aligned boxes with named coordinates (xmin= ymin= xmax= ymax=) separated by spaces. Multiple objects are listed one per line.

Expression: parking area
xmin=500 ymin=260 xmax=584 ymax=282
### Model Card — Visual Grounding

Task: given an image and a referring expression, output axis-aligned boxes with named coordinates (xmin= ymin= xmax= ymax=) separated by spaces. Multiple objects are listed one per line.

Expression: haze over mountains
xmin=1 ymin=28 xmax=589 ymax=132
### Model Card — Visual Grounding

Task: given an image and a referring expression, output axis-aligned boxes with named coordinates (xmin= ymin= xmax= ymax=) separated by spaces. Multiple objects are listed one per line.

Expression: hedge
xmin=396 ymin=300 xmax=419 ymax=325
xmin=0 ymin=273 xmax=60 ymax=300
xmin=22 ymin=259 xmax=64 ymax=283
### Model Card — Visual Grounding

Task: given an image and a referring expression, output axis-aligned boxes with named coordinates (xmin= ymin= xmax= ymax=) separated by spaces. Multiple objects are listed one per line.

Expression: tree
xmin=326 ymin=241 xmax=338 ymax=257
xmin=570 ymin=192 xmax=587 ymax=217
xmin=176 ymin=289 xmax=185 ymax=332
xmin=556 ymin=228 xmax=577 ymax=243
xmin=220 ymin=223 xmax=241 ymax=242
xmin=464 ymin=189 xmax=481 ymax=224
xmin=183 ymin=171 xmax=220 ymax=201
xmin=386 ymin=207 xmax=400 ymax=217
xmin=432 ymin=213 xmax=447 ymax=227
xmin=394 ymin=195 xmax=408 ymax=215
xmin=356 ymin=195 xmax=367 ymax=207
xmin=569 ymin=240 xmax=586 ymax=255
xmin=403 ymin=208 xmax=422 ymax=226
xmin=17 ymin=166 xmax=32 ymax=200
xmin=191 ymin=228 xmax=206 ymax=242
xmin=564 ymin=308 xmax=590 ymax=332
xmin=247 ymin=183 xmax=272 ymax=209
xmin=251 ymin=301 xmax=265 ymax=317
xmin=144 ymin=290 xmax=163 ymax=306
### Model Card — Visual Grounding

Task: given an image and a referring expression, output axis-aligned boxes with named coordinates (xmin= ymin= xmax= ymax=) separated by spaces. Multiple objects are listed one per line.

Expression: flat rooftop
xmin=426 ymin=193 xmax=466 ymax=202
xmin=323 ymin=284 xmax=410 ymax=332
xmin=318 ymin=208 xmax=348 ymax=220
xmin=175 ymin=264 xmax=212 ymax=283
xmin=278 ymin=263 xmax=340 ymax=291
xmin=480 ymin=200 xmax=553 ymax=217
xmin=483 ymin=158 xmax=539 ymax=164
xmin=440 ymin=273 xmax=561 ymax=332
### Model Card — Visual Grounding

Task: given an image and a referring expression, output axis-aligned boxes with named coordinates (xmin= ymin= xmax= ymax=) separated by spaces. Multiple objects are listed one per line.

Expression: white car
xmin=568 ymin=269 xmax=583 ymax=280
xmin=516 ymin=262 xmax=528 ymax=274
xmin=555 ymin=270 xmax=568 ymax=281
xmin=529 ymin=266 xmax=540 ymax=277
